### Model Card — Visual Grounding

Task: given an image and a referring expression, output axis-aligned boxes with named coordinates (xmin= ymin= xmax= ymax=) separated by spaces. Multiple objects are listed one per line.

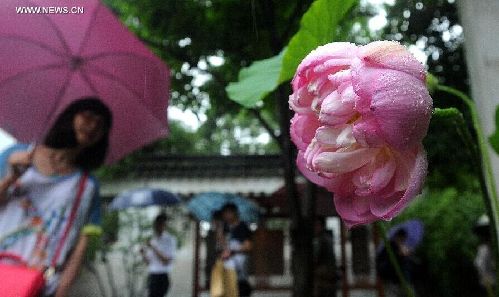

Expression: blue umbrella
xmin=388 ymin=219 xmax=424 ymax=250
xmin=377 ymin=219 xmax=425 ymax=253
xmin=109 ymin=188 xmax=180 ymax=210
xmin=187 ymin=192 xmax=260 ymax=222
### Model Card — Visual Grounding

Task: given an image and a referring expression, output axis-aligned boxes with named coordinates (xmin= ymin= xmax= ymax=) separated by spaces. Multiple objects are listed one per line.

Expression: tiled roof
xmin=128 ymin=154 xmax=284 ymax=178
xmin=101 ymin=155 xmax=286 ymax=196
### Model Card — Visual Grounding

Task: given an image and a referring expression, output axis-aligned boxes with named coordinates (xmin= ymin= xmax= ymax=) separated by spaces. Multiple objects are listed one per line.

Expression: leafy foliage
xmin=280 ymin=0 xmax=357 ymax=81
xmin=226 ymin=52 xmax=284 ymax=108
xmin=425 ymin=106 xmax=478 ymax=190
xmin=226 ymin=0 xmax=357 ymax=108
xmin=90 ymin=0 xmax=491 ymax=295
xmin=409 ymin=94 xmax=485 ymax=297
xmin=383 ymin=2 xmax=491 ymax=294
xmin=433 ymin=107 xmax=461 ymax=118
xmin=85 ymin=211 xmax=119 ymax=261
xmin=395 ymin=187 xmax=484 ymax=297
xmin=101 ymin=0 xmax=313 ymax=156
xmin=489 ymin=105 xmax=499 ymax=154
xmin=383 ymin=0 xmax=468 ymax=93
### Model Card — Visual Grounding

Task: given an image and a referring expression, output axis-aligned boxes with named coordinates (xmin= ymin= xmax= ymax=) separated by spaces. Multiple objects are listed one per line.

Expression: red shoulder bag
xmin=0 ymin=173 xmax=88 ymax=297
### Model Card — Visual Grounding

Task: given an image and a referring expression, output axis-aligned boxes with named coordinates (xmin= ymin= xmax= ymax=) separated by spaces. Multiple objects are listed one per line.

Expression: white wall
xmin=458 ymin=0 xmax=499 ymax=195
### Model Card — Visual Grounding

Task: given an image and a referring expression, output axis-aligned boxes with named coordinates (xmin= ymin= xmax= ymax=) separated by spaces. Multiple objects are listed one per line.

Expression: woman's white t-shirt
xmin=0 ymin=144 xmax=101 ymax=295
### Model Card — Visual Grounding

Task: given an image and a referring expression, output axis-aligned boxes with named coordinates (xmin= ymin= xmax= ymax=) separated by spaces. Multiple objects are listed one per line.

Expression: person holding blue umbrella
xmin=140 ymin=213 xmax=177 ymax=297
xmin=220 ymin=203 xmax=254 ymax=297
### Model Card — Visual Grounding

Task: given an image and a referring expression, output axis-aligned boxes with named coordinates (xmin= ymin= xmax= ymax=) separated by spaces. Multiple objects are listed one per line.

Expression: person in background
xmin=0 ymin=97 xmax=112 ymax=297
xmin=313 ymin=217 xmax=337 ymax=297
xmin=141 ymin=212 xmax=177 ymax=297
xmin=221 ymin=203 xmax=253 ymax=297
xmin=474 ymin=215 xmax=496 ymax=297
xmin=376 ymin=229 xmax=413 ymax=297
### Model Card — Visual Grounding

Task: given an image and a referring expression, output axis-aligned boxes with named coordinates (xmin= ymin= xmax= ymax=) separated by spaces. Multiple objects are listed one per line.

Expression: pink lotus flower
xmin=290 ymin=41 xmax=432 ymax=227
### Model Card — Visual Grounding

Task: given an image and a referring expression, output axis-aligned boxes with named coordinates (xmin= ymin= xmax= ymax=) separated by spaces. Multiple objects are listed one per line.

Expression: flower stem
xmin=377 ymin=223 xmax=415 ymax=297
xmin=436 ymin=84 xmax=499 ymax=295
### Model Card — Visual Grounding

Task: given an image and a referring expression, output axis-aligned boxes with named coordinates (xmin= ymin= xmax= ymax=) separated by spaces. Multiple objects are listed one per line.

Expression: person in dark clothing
xmin=221 ymin=203 xmax=253 ymax=297
xmin=313 ymin=217 xmax=337 ymax=297
xmin=376 ymin=229 xmax=413 ymax=297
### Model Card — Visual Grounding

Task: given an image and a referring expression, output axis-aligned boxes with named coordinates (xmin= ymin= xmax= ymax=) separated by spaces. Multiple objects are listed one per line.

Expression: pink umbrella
xmin=0 ymin=0 xmax=170 ymax=163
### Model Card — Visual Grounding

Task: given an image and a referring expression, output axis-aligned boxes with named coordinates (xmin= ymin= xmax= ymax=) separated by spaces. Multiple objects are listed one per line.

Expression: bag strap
xmin=0 ymin=251 xmax=26 ymax=265
xmin=50 ymin=172 xmax=88 ymax=268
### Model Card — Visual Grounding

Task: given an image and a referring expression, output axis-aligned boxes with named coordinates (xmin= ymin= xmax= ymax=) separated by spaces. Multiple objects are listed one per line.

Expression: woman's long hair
xmin=43 ymin=97 xmax=112 ymax=171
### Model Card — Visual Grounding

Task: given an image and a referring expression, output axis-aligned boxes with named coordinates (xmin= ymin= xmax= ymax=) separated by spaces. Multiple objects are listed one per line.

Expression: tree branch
xmin=282 ymin=0 xmax=308 ymax=42
xmin=250 ymin=108 xmax=282 ymax=148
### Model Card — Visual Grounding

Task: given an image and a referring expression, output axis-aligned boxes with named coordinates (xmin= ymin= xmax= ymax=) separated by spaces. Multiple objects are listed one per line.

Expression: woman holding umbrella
xmin=0 ymin=97 xmax=112 ymax=297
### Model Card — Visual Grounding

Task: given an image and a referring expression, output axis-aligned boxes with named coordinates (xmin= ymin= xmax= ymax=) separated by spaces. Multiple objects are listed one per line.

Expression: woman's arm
xmin=55 ymin=234 xmax=89 ymax=297
xmin=0 ymin=174 xmax=17 ymax=202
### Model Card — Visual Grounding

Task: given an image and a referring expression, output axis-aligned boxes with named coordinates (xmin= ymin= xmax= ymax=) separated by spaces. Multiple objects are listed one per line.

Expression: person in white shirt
xmin=141 ymin=213 xmax=176 ymax=297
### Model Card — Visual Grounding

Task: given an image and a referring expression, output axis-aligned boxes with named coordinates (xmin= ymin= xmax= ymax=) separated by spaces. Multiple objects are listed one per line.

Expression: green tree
xmin=97 ymin=0 xmax=487 ymax=296
xmin=394 ymin=187 xmax=484 ymax=297
xmin=102 ymin=0 xmax=314 ymax=155
xmin=383 ymin=0 xmax=467 ymax=92
xmin=100 ymin=2 xmax=361 ymax=296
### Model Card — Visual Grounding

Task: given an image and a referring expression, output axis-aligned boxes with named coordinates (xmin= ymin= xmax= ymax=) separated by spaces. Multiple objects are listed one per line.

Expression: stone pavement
xmin=69 ymin=222 xmax=377 ymax=297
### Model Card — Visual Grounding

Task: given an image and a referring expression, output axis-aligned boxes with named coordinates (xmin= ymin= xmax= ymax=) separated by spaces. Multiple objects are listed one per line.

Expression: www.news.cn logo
xmin=16 ymin=6 xmax=85 ymax=14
